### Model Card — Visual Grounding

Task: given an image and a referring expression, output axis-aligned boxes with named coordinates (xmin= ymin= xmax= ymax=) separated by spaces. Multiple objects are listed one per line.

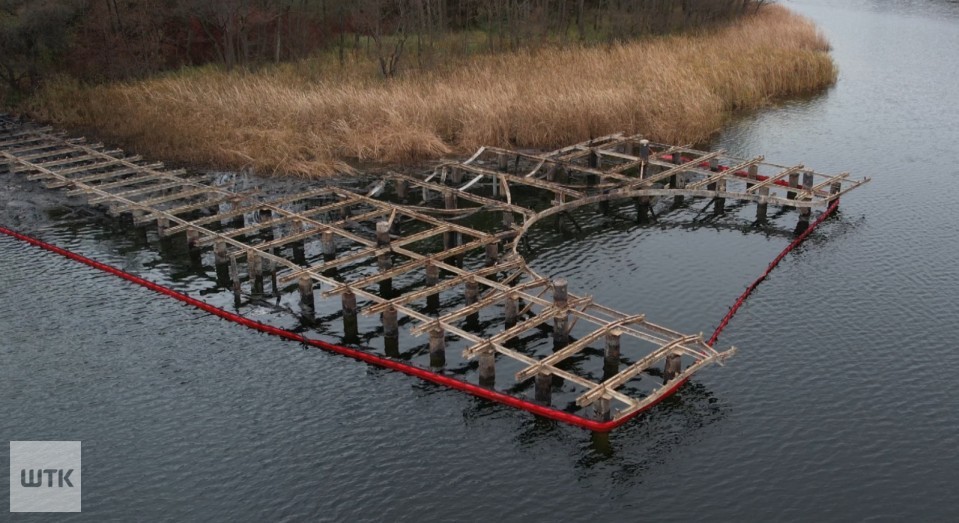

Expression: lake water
xmin=2 ymin=0 xmax=959 ymax=520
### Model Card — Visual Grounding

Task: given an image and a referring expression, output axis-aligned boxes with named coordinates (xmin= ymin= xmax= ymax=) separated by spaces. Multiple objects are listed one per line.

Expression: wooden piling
xmin=663 ymin=352 xmax=682 ymax=383
xmin=788 ymin=171 xmax=800 ymax=201
xmin=395 ymin=179 xmax=408 ymax=200
xmin=214 ymin=240 xmax=229 ymax=265
xmin=249 ymin=250 xmax=264 ymax=295
xmin=830 ymin=181 xmax=842 ymax=208
xmin=376 ymin=221 xmax=392 ymax=273
xmin=714 ymin=177 xmax=727 ymax=215
xmin=321 ymin=230 xmax=335 ymax=261
xmin=298 ymin=276 xmax=315 ymax=316
xmin=485 ymin=242 xmax=499 ymax=266
xmin=534 ymin=373 xmax=552 ymax=405
xmin=229 ymin=256 xmax=241 ymax=306
xmin=747 ymin=164 xmax=758 ymax=191
xmin=604 ymin=329 xmax=621 ymax=369
xmin=757 ymin=186 xmax=769 ymax=223
xmin=478 ymin=345 xmax=496 ymax=386
xmin=429 ymin=324 xmax=446 ymax=368
xmin=341 ymin=288 xmax=358 ymax=341
xmin=504 ymin=292 xmax=518 ymax=328
xmin=553 ymin=278 xmax=569 ymax=347
xmin=382 ymin=304 xmax=399 ymax=338
xmin=594 ymin=395 xmax=611 ymax=422
xmin=672 ymin=152 xmax=685 ymax=206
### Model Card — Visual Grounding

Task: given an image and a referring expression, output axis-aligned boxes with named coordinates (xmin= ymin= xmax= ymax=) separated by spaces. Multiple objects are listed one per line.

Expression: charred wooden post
xmin=534 ymin=372 xmax=552 ymax=405
xmin=663 ymin=352 xmax=682 ymax=383
xmin=298 ymin=276 xmax=315 ymax=318
xmin=429 ymin=324 xmax=446 ymax=369
xmin=553 ymin=278 xmax=569 ymax=347
xmin=321 ymin=230 xmax=335 ymax=261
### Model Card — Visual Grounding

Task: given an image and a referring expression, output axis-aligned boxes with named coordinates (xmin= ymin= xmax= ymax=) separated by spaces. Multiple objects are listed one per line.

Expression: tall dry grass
xmin=26 ymin=5 xmax=836 ymax=178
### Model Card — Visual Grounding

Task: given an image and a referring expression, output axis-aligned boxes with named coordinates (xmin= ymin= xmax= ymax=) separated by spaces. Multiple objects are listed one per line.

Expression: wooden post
xmin=376 ymin=221 xmax=392 ymax=273
xmin=229 ymin=255 xmax=242 ymax=307
xmin=341 ymin=288 xmax=358 ymax=342
xmin=714 ymin=177 xmax=726 ymax=215
xmin=587 ymin=150 xmax=600 ymax=185
xmin=382 ymin=304 xmax=399 ymax=338
xmin=553 ymin=278 xmax=569 ymax=347
xmin=185 ymin=228 xmax=199 ymax=248
xmin=638 ymin=139 xmax=651 ymax=178
xmin=663 ymin=352 xmax=682 ymax=384
xmin=746 ymin=164 xmax=758 ymax=191
xmin=291 ymin=219 xmax=306 ymax=265
xmin=465 ymin=277 xmax=479 ymax=305
xmin=229 ymin=197 xmax=244 ymax=228
xmin=298 ymin=276 xmax=315 ymax=317
xmin=321 ymin=230 xmax=335 ymax=261
xmin=157 ymin=216 xmax=170 ymax=236
xmin=478 ymin=345 xmax=496 ymax=386
xmin=214 ymin=240 xmax=229 ymax=266
xmin=830 ymin=181 xmax=842 ymax=209
xmin=756 ymin=186 xmax=769 ymax=223
xmin=497 ymin=153 xmax=509 ymax=172
xmin=672 ymin=152 xmax=685 ymax=206
xmin=395 ymin=179 xmax=408 ymax=200
xmin=429 ymin=324 xmax=446 ymax=369
xmin=534 ymin=373 xmax=552 ymax=405
xmin=443 ymin=193 xmax=457 ymax=250
xmin=797 ymin=172 xmax=813 ymax=233
xmin=788 ymin=171 xmax=800 ymax=201
xmin=259 ymin=208 xmax=274 ymax=241
xmin=594 ymin=395 xmax=611 ymax=422
xmin=426 ymin=261 xmax=440 ymax=311
xmin=485 ymin=242 xmax=499 ymax=266
xmin=707 ymin=157 xmax=720 ymax=190
xmin=249 ymin=250 xmax=264 ymax=295
xmin=504 ymin=292 xmax=518 ymax=328
xmin=502 ymin=211 xmax=514 ymax=230
xmin=604 ymin=329 xmax=621 ymax=369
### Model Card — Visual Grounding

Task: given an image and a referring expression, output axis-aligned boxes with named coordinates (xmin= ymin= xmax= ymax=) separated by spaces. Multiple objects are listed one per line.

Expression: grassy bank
xmin=24 ymin=5 xmax=836 ymax=178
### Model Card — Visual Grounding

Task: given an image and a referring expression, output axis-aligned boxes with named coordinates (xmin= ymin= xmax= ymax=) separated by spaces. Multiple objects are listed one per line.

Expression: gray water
xmin=3 ymin=0 xmax=959 ymax=520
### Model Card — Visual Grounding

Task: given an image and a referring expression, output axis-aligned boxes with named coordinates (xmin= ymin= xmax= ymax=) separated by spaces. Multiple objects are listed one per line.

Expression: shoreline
xmin=19 ymin=5 xmax=835 ymax=179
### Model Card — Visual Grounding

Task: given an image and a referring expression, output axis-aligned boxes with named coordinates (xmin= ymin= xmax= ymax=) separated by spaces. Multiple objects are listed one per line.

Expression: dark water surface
xmin=3 ymin=1 xmax=959 ymax=520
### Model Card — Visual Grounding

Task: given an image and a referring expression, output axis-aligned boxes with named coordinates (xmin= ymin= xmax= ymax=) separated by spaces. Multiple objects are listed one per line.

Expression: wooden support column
xmin=552 ymin=278 xmax=569 ymax=348
xmin=672 ymin=152 xmax=685 ymax=206
xmin=638 ymin=139 xmax=651 ymax=178
xmin=497 ymin=153 xmax=509 ymax=173
xmin=707 ymin=157 xmax=720 ymax=190
xmin=587 ymin=150 xmax=600 ymax=185
xmin=298 ymin=276 xmax=315 ymax=318
xmin=259 ymin=208 xmax=274 ymax=241
xmin=425 ymin=261 xmax=440 ymax=311
xmin=594 ymin=395 xmax=612 ymax=422
xmin=451 ymin=167 xmax=463 ymax=184
xmin=502 ymin=211 xmax=514 ymax=231
xmin=797 ymin=172 xmax=814 ymax=233
xmin=157 ymin=216 xmax=170 ymax=236
xmin=504 ymin=292 xmax=518 ymax=328
xmin=604 ymin=329 xmax=621 ymax=370
xmin=376 ymin=221 xmax=392 ymax=270
xmin=249 ymin=250 xmax=264 ymax=295
xmin=291 ymin=219 xmax=306 ymax=265
xmin=756 ymin=186 xmax=769 ymax=223
xmin=830 ymin=181 xmax=842 ymax=209
xmin=714 ymin=177 xmax=727 ymax=215
xmin=478 ymin=345 xmax=496 ymax=387
xmin=213 ymin=240 xmax=230 ymax=285
xmin=229 ymin=256 xmax=242 ymax=307
xmin=321 ymin=230 xmax=335 ymax=261
xmin=228 ymin=197 xmax=244 ymax=228
xmin=395 ymin=179 xmax=408 ymax=200
xmin=382 ymin=304 xmax=399 ymax=338
xmin=485 ymin=242 xmax=499 ymax=266
xmin=341 ymin=289 xmax=358 ymax=341
xmin=788 ymin=171 xmax=800 ymax=201
xmin=663 ymin=352 xmax=682 ymax=384
xmin=534 ymin=372 xmax=552 ymax=405
xmin=465 ymin=277 xmax=479 ymax=325
xmin=746 ymin=164 xmax=758 ymax=191
xmin=429 ymin=324 xmax=446 ymax=369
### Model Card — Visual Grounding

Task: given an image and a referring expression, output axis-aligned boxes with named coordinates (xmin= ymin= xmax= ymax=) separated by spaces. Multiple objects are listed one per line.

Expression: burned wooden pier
xmin=0 ymin=116 xmax=869 ymax=425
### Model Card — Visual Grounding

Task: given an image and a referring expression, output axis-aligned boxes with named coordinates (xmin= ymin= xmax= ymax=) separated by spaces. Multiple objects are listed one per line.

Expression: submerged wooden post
xmin=321 ymin=230 xmax=335 ymax=261
xmin=534 ymin=372 xmax=552 ymax=405
xmin=672 ymin=152 xmax=685 ymax=206
xmin=604 ymin=329 xmax=621 ymax=370
xmin=663 ymin=352 xmax=682 ymax=383
xmin=478 ymin=344 xmax=496 ymax=386
xmin=756 ymin=186 xmax=769 ymax=223
xmin=552 ymin=278 xmax=569 ymax=347
xmin=594 ymin=395 xmax=611 ymax=422
xmin=429 ymin=324 xmax=446 ymax=369
xmin=298 ymin=276 xmax=315 ymax=317
xmin=746 ymin=164 xmax=758 ymax=191
xmin=341 ymin=288 xmax=358 ymax=341
xmin=485 ymin=242 xmax=499 ymax=266
xmin=382 ymin=304 xmax=399 ymax=338
xmin=249 ymin=250 xmax=264 ymax=295
xmin=504 ymin=292 xmax=518 ymax=328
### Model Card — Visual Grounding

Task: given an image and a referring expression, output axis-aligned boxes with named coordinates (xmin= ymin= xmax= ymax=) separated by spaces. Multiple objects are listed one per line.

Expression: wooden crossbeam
xmin=745 ymin=165 xmax=805 ymax=193
xmin=622 ymin=151 xmax=726 ymax=189
xmin=391 ymin=172 xmax=533 ymax=217
xmin=43 ymin=162 xmax=156 ymax=186
xmin=195 ymin=200 xmax=357 ymax=246
xmin=514 ymin=314 xmax=647 ymax=382
xmin=408 ymin=278 xmax=550 ymax=335
xmin=685 ymin=157 xmax=765 ymax=190
xmin=114 ymin=187 xmax=216 ymax=212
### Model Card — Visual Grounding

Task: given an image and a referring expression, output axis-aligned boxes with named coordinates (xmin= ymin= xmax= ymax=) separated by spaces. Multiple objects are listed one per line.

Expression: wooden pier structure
xmin=0 ymin=116 xmax=869 ymax=424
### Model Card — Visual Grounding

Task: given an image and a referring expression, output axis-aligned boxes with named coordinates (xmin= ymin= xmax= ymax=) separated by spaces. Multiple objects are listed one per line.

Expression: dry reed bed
xmin=29 ymin=5 xmax=836 ymax=177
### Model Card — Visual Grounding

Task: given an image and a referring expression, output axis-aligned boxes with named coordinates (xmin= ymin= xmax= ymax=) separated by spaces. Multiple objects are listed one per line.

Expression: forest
xmin=1 ymin=0 xmax=769 ymax=95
